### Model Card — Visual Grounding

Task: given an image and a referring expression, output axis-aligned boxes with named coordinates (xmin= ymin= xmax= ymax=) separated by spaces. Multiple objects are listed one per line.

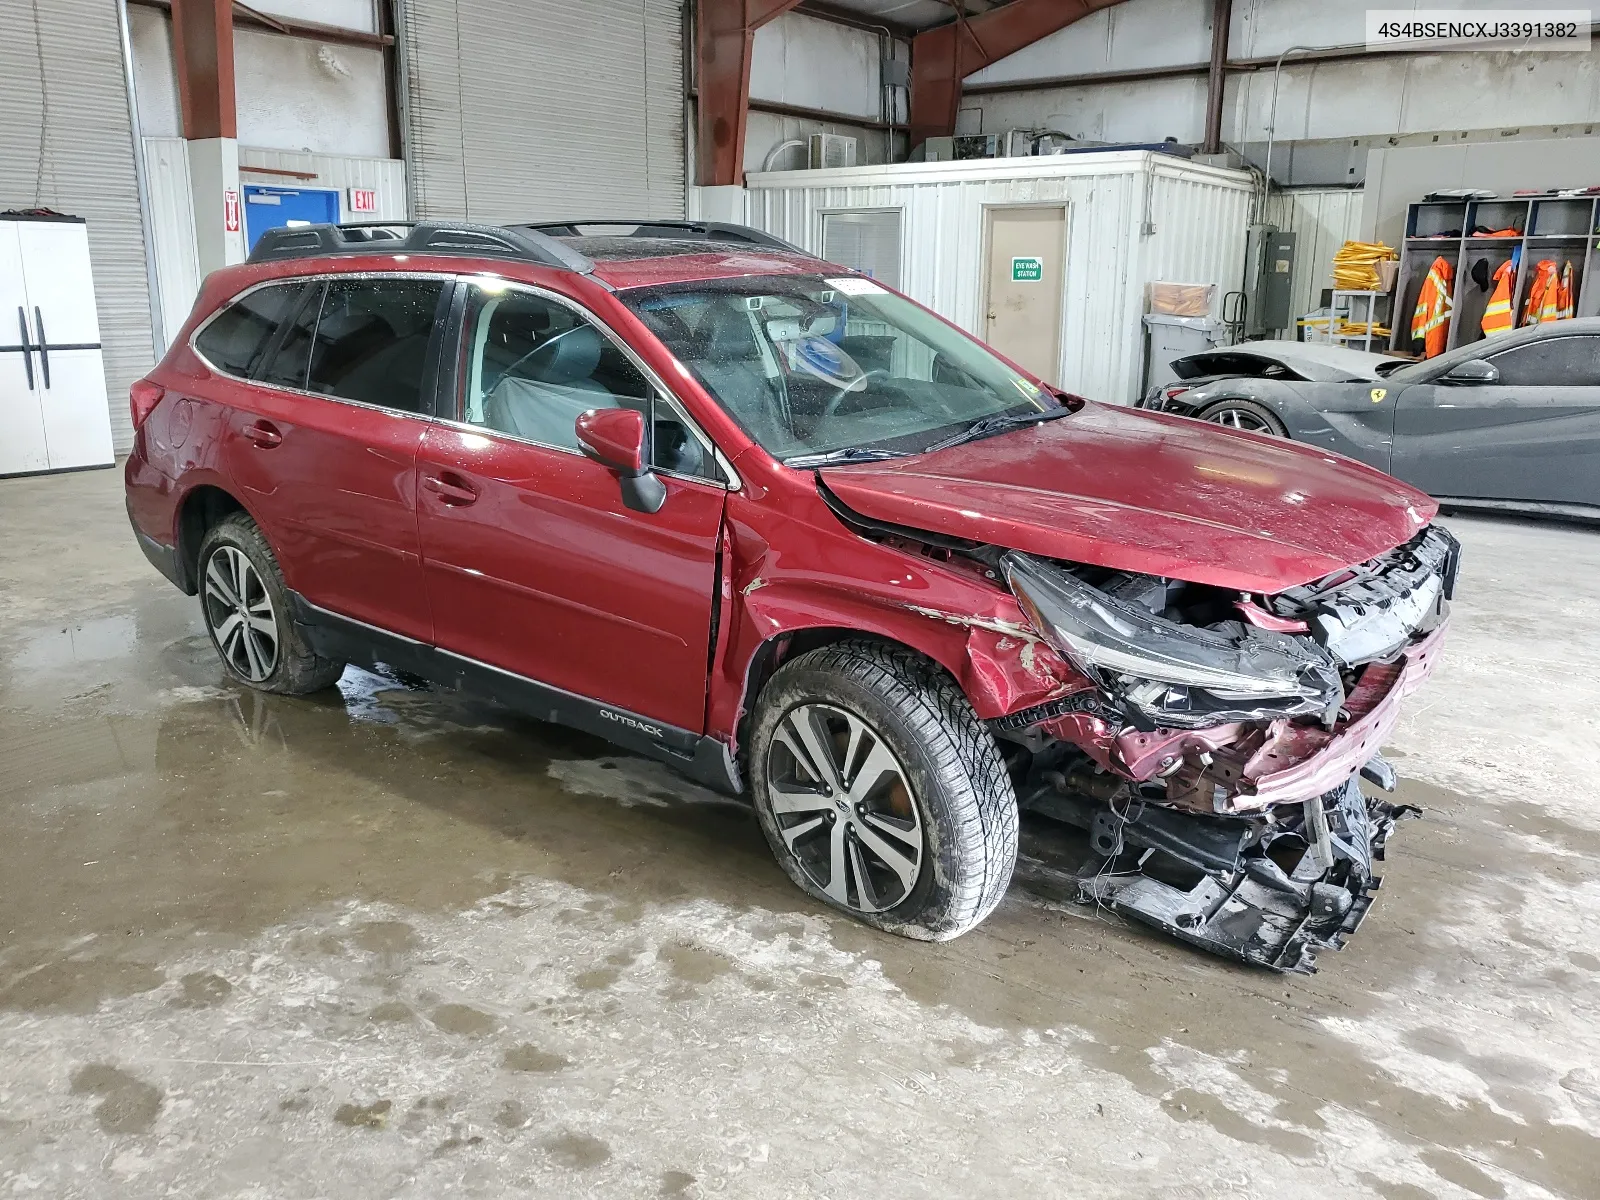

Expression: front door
xmin=417 ymin=281 xmax=726 ymax=733
xmin=1391 ymin=333 xmax=1600 ymax=505
xmin=983 ymin=205 xmax=1067 ymax=384
xmin=243 ymin=185 xmax=342 ymax=252
xmin=210 ymin=276 xmax=444 ymax=642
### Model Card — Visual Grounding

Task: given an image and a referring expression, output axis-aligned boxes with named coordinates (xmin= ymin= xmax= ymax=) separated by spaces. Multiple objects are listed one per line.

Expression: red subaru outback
xmin=125 ymin=220 xmax=1456 ymax=973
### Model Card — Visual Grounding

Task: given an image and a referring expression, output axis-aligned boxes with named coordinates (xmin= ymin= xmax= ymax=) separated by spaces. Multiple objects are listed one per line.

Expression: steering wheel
xmin=484 ymin=325 xmax=584 ymax=395
xmin=822 ymin=369 xmax=893 ymax=417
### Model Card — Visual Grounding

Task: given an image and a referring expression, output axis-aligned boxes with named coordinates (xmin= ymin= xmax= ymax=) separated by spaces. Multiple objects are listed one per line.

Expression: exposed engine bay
xmin=992 ymin=525 xmax=1459 ymax=973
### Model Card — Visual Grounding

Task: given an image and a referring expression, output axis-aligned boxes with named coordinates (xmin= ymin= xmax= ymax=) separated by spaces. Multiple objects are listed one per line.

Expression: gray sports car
xmin=1138 ymin=318 xmax=1600 ymax=520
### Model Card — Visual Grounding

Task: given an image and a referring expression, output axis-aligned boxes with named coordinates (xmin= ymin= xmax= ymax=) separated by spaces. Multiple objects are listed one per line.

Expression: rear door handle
xmin=423 ymin=473 xmax=479 ymax=506
xmin=241 ymin=420 xmax=282 ymax=448
xmin=16 ymin=307 xmax=34 ymax=390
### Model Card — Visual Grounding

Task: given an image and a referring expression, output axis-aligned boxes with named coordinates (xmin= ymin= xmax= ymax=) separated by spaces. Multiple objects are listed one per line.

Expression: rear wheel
xmin=750 ymin=640 xmax=1017 ymax=941
xmin=1199 ymin=398 xmax=1287 ymax=437
xmin=198 ymin=514 xmax=345 ymax=695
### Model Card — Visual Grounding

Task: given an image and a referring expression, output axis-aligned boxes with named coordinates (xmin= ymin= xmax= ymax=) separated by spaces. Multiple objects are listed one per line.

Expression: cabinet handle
xmin=33 ymin=308 xmax=49 ymax=390
xmin=16 ymin=307 xmax=33 ymax=391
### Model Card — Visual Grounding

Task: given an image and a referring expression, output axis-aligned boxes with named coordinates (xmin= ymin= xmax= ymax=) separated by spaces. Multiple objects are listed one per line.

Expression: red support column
xmin=171 ymin=0 xmax=237 ymax=141
xmin=696 ymin=0 xmax=805 ymax=187
xmin=909 ymin=0 xmax=1126 ymax=150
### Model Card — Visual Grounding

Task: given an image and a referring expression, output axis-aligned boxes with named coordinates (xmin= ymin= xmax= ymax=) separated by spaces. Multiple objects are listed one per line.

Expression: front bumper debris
xmin=1021 ymin=767 xmax=1419 ymax=974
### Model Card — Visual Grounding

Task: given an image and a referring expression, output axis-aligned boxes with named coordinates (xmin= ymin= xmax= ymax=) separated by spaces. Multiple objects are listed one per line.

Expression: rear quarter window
xmin=194 ymin=283 xmax=304 ymax=378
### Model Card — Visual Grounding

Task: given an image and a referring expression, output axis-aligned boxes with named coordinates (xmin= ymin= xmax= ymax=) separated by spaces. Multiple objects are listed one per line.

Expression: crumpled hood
xmin=820 ymin=402 xmax=1436 ymax=594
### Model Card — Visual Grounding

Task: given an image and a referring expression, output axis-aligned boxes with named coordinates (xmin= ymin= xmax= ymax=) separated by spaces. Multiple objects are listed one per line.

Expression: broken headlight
xmin=1002 ymin=552 xmax=1342 ymax=728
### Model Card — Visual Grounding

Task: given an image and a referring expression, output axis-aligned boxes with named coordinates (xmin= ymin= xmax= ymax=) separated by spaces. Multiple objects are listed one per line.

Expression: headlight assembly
xmin=1002 ymin=552 xmax=1341 ymax=728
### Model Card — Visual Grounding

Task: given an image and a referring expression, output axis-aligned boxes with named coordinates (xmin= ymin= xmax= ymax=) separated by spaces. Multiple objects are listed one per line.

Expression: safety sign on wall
xmin=1011 ymin=256 xmax=1044 ymax=282
xmin=349 ymin=188 xmax=378 ymax=214
xmin=223 ymin=189 xmax=241 ymax=234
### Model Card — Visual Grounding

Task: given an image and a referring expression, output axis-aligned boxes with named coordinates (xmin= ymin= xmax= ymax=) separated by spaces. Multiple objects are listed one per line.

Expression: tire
xmin=197 ymin=513 xmax=345 ymax=695
xmin=749 ymin=640 xmax=1018 ymax=941
xmin=1198 ymin=397 xmax=1288 ymax=437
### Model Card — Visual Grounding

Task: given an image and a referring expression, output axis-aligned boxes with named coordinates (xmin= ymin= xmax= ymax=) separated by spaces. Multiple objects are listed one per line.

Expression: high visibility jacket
xmin=1522 ymin=259 xmax=1560 ymax=325
xmin=1558 ymin=261 xmax=1575 ymax=319
xmin=1481 ymin=259 xmax=1516 ymax=336
xmin=1411 ymin=256 xmax=1454 ymax=358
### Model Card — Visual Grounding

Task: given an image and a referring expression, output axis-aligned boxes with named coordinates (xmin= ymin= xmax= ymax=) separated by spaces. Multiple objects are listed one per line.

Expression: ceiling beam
xmin=128 ymin=0 xmax=394 ymax=50
xmin=170 ymin=0 xmax=236 ymax=140
xmin=909 ymin=0 xmax=1126 ymax=147
xmin=696 ymin=0 xmax=807 ymax=186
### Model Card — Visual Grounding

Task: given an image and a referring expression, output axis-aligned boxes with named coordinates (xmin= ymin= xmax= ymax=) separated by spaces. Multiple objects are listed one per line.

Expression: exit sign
xmin=1012 ymin=256 xmax=1044 ymax=282
xmin=348 ymin=187 xmax=378 ymax=214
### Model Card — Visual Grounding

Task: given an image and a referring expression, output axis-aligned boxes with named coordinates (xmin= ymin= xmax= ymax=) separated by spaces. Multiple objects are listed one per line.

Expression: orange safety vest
xmin=1522 ymin=259 xmax=1560 ymax=325
xmin=1558 ymin=260 xmax=1575 ymax=319
xmin=1481 ymin=259 xmax=1516 ymax=336
xmin=1411 ymin=256 xmax=1454 ymax=357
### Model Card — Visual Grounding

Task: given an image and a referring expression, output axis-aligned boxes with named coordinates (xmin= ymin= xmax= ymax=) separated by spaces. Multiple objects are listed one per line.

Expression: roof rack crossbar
xmin=518 ymin=219 xmax=804 ymax=255
xmin=246 ymin=220 xmax=598 ymax=275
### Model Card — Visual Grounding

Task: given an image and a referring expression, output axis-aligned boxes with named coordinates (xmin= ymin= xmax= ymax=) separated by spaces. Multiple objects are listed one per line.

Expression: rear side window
xmin=255 ymin=284 xmax=323 ymax=390
xmin=304 ymin=278 xmax=446 ymax=414
xmin=194 ymin=283 xmax=302 ymax=378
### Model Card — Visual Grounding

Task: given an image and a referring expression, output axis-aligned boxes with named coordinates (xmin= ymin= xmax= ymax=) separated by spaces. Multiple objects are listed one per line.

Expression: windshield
xmin=622 ymin=274 xmax=1060 ymax=462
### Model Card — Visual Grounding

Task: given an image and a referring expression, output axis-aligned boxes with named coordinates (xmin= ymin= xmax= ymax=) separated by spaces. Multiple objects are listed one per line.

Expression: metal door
xmin=983 ymin=206 xmax=1067 ymax=385
xmin=243 ymin=186 xmax=342 ymax=252
xmin=1391 ymin=334 xmax=1600 ymax=505
xmin=37 ymin=348 xmax=114 ymax=470
xmin=0 ymin=224 xmax=49 ymax=474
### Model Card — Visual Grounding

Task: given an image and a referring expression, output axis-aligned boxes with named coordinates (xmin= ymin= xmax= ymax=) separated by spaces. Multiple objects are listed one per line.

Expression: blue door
xmin=243 ymin=185 xmax=342 ymax=250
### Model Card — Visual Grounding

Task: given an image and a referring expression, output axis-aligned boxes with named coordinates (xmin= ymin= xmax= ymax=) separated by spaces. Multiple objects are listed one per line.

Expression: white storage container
xmin=711 ymin=151 xmax=1254 ymax=405
xmin=0 ymin=215 xmax=115 ymax=476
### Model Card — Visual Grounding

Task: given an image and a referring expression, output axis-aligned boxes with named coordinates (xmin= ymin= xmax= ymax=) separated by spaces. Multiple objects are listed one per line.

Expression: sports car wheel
xmin=1200 ymin=398 xmax=1287 ymax=437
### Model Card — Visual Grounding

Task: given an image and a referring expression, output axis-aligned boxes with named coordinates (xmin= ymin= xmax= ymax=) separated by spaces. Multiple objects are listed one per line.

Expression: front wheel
xmin=750 ymin=641 xmax=1018 ymax=941
xmin=1199 ymin=397 xmax=1288 ymax=437
xmin=198 ymin=513 xmax=345 ymax=695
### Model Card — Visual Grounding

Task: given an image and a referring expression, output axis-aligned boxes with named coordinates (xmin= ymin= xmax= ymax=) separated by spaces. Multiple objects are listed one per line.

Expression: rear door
xmin=208 ymin=275 xmax=446 ymax=642
xmin=416 ymin=279 xmax=727 ymax=733
xmin=1391 ymin=333 xmax=1600 ymax=504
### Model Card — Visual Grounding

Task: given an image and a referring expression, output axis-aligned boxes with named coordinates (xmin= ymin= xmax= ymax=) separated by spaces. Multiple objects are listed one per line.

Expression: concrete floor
xmin=1 ymin=466 xmax=1597 ymax=1200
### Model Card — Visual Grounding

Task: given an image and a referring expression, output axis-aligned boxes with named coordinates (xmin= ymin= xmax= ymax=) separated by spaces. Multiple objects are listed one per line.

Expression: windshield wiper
xmin=922 ymin=406 xmax=1073 ymax=453
xmin=784 ymin=447 xmax=908 ymax=468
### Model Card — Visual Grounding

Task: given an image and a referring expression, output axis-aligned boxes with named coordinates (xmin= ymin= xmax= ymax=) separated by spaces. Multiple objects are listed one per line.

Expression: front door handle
xmin=423 ymin=473 xmax=479 ymax=506
xmin=33 ymin=307 xmax=49 ymax=390
xmin=16 ymin=307 xmax=34 ymax=390
xmin=241 ymin=420 xmax=282 ymax=448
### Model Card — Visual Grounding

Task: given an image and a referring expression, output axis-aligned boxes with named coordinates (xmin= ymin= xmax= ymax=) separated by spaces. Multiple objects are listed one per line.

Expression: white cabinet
xmin=0 ymin=216 xmax=115 ymax=476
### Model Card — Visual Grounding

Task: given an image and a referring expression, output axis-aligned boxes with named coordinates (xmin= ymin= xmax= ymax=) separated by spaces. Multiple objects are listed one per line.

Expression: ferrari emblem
xmin=1370 ymin=388 xmax=1387 ymax=404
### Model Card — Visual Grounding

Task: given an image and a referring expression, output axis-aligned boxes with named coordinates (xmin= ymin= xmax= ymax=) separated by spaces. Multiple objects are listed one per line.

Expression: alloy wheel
xmin=203 ymin=546 xmax=279 ymax=683
xmin=1204 ymin=406 xmax=1278 ymax=434
xmin=765 ymin=703 xmax=924 ymax=913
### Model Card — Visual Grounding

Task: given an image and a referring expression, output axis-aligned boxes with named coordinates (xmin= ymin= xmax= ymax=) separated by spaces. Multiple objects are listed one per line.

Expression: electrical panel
xmin=1243 ymin=225 xmax=1297 ymax=336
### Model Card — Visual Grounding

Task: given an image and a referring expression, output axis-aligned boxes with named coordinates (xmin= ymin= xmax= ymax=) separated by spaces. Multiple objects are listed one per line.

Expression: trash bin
xmin=1143 ymin=314 xmax=1224 ymax=394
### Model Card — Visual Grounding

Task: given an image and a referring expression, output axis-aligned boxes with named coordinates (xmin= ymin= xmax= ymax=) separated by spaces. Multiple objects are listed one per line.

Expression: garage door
xmin=400 ymin=0 xmax=685 ymax=223
xmin=0 ymin=0 xmax=155 ymax=454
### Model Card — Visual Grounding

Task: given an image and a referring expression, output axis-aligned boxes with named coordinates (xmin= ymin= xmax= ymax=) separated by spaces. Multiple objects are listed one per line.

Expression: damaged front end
xmin=995 ymin=526 xmax=1458 ymax=973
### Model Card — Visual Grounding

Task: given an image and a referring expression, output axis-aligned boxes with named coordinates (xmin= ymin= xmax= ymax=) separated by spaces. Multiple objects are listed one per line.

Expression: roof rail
xmin=245 ymin=220 xmax=597 ymax=275
xmin=519 ymin=219 xmax=805 ymax=255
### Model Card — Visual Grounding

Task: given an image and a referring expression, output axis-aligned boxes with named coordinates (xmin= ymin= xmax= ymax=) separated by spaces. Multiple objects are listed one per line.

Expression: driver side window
xmin=461 ymin=286 xmax=721 ymax=482
xmin=1485 ymin=336 xmax=1600 ymax=387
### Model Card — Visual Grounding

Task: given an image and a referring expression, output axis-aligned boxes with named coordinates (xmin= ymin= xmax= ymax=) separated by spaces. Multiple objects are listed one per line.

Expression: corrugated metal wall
xmin=239 ymin=149 xmax=408 ymax=223
xmin=141 ymin=141 xmax=408 ymax=355
xmin=1 ymin=0 xmax=155 ymax=454
xmin=398 ymin=0 xmax=684 ymax=222
xmin=1268 ymin=187 xmax=1367 ymax=329
xmin=141 ymin=138 xmax=200 ymax=356
xmin=741 ymin=154 xmax=1252 ymax=404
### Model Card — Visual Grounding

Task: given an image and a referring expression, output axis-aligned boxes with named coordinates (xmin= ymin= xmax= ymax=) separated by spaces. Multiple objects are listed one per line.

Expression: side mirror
xmin=1441 ymin=359 xmax=1499 ymax=386
xmin=575 ymin=408 xmax=666 ymax=514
